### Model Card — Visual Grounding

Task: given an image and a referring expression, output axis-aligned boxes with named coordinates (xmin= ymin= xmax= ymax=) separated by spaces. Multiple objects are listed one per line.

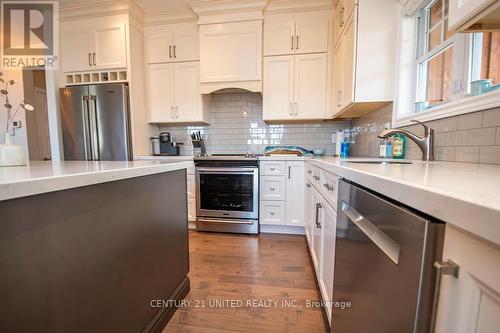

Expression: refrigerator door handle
xmin=89 ymin=95 xmax=100 ymax=161
xmin=81 ymin=96 xmax=92 ymax=160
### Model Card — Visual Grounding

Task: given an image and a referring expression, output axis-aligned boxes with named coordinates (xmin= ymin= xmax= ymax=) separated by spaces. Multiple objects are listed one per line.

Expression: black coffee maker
xmin=157 ymin=132 xmax=179 ymax=156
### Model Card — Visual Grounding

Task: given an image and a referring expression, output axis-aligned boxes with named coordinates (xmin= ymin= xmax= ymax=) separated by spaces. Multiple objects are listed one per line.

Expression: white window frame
xmin=393 ymin=1 xmax=500 ymax=128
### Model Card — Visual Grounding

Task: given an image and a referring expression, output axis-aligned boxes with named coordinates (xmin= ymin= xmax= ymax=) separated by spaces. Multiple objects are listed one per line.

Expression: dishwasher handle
xmin=341 ymin=201 xmax=401 ymax=265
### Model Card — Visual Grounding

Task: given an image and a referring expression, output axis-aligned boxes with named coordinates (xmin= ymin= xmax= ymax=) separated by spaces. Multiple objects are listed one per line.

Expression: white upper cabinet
xmin=334 ymin=0 xmax=358 ymax=44
xmin=264 ymin=12 xmax=329 ymax=56
xmin=199 ymin=20 xmax=262 ymax=83
xmin=61 ymin=16 xmax=127 ymax=72
xmin=331 ymin=0 xmax=396 ymax=119
xmin=264 ymin=54 xmax=327 ymax=121
xmin=145 ymin=23 xmax=199 ymax=64
xmin=146 ymin=61 xmax=207 ymax=124
xmin=263 ymin=56 xmax=294 ymax=120
xmin=294 ymin=53 xmax=328 ymax=120
xmin=448 ymin=0 xmax=500 ymax=31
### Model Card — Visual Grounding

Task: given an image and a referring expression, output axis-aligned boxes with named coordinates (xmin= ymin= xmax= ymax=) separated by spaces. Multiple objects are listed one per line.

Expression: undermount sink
xmin=345 ymin=160 xmax=413 ymax=165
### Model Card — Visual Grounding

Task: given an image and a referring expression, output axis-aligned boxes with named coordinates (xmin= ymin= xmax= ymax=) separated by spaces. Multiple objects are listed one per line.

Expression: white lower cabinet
xmin=435 ymin=225 xmax=500 ymax=333
xmin=259 ymin=160 xmax=305 ymax=227
xmin=305 ymin=162 xmax=338 ymax=326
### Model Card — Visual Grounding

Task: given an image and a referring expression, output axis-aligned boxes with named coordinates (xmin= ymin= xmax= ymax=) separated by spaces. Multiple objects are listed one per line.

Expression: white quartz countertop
xmin=309 ymin=157 xmax=500 ymax=246
xmin=0 ymin=160 xmax=194 ymax=201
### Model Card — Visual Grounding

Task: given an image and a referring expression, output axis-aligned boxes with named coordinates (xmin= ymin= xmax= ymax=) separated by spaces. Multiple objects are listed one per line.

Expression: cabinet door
xmin=448 ymin=0 xmax=495 ymax=30
xmin=319 ymin=199 xmax=336 ymax=325
xmin=93 ymin=23 xmax=127 ymax=69
xmin=435 ymin=226 xmax=500 ymax=333
xmin=341 ymin=11 xmax=357 ymax=109
xmin=146 ymin=31 xmax=174 ymax=64
xmin=305 ymin=181 xmax=315 ymax=245
xmin=61 ymin=26 xmax=93 ymax=72
xmin=285 ymin=161 xmax=305 ymax=226
xmin=146 ymin=63 xmax=176 ymax=123
xmin=199 ymin=21 xmax=262 ymax=82
xmin=263 ymin=20 xmax=295 ymax=56
xmin=172 ymin=23 xmax=199 ymax=62
xmin=294 ymin=53 xmax=327 ymax=120
xmin=260 ymin=201 xmax=286 ymax=225
xmin=174 ymin=62 xmax=201 ymax=122
xmin=333 ymin=37 xmax=345 ymax=116
xmin=263 ymin=56 xmax=294 ymax=121
xmin=311 ymin=189 xmax=323 ymax=275
xmin=295 ymin=17 xmax=329 ymax=54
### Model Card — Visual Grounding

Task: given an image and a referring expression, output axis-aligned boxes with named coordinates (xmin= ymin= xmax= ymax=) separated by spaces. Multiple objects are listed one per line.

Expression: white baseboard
xmin=260 ymin=224 xmax=305 ymax=235
xmin=188 ymin=221 xmax=196 ymax=230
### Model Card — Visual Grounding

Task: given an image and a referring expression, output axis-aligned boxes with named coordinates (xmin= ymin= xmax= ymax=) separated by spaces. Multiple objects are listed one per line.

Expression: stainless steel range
xmin=194 ymin=154 xmax=259 ymax=234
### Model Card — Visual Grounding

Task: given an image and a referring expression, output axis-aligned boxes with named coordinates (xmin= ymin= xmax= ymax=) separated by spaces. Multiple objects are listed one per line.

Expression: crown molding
xmin=264 ymin=0 xmax=333 ymax=14
xmin=59 ymin=0 xmax=144 ymax=24
xmin=144 ymin=8 xmax=198 ymax=26
xmin=187 ymin=0 xmax=268 ymax=16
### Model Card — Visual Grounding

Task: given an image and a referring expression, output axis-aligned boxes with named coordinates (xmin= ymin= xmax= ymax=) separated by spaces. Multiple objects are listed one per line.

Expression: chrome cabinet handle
xmin=313 ymin=175 xmax=320 ymax=181
xmin=306 ymin=183 xmax=311 ymax=188
xmin=295 ymin=35 xmax=299 ymax=50
xmin=341 ymin=201 xmax=401 ymax=264
xmin=291 ymin=35 xmax=294 ymax=50
xmin=169 ymin=45 xmax=172 ymax=58
xmin=315 ymin=203 xmax=322 ymax=228
xmin=93 ymin=52 xmax=96 ymax=66
xmin=171 ymin=106 xmax=174 ymax=118
xmin=289 ymin=102 xmax=293 ymax=116
xmin=288 ymin=166 xmax=291 ymax=179
xmin=339 ymin=7 xmax=346 ymax=28
xmin=294 ymin=102 xmax=298 ymax=116
xmin=323 ymin=183 xmax=335 ymax=192
xmin=307 ymin=170 xmax=312 ymax=174
xmin=176 ymin=106 xmax=179 ymax=118
xmin=88 ymin=53 xmax=92 ymax=66
xmin=173 ymin=45 xmax=176 ymax=58
xmin=429 ymin=260 xmax=460 ymax=333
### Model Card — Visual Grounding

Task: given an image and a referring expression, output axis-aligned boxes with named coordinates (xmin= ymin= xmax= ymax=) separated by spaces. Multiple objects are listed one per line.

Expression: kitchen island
xmin=0 ymin=160 xmax=194 ymax=333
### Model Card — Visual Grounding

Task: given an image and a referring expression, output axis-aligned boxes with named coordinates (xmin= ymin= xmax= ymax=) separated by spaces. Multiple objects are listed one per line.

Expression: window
xmin=394 ymin=0 xmax=500 ymax=126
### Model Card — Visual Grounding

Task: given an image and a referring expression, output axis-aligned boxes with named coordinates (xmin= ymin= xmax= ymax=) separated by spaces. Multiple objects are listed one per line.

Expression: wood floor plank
xmin=163 ymin=231 xmax=328 ymax=333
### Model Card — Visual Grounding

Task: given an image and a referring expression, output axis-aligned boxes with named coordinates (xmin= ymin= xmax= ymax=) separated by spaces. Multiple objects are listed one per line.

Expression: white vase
xmin=0 ymin=132 xmax=27 ymax=167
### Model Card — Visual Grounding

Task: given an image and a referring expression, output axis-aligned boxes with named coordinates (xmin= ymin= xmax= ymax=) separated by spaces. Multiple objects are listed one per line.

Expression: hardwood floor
xmin=164 ymin=231 xmax=328 ymax=333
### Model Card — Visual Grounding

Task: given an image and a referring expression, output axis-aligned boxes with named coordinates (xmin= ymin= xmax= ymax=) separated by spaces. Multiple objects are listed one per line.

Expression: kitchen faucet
xmin=378 ymin=120 xmax=434 ymax=161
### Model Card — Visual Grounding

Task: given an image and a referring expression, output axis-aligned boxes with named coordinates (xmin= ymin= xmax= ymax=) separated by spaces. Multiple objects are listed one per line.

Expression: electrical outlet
xmin=331 ymin=133 xmax=336 ymax=143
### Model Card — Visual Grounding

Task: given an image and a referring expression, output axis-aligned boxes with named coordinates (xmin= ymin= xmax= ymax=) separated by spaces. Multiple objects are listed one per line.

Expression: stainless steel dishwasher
xmin=332 ymin=179 xmax=445 ymax=333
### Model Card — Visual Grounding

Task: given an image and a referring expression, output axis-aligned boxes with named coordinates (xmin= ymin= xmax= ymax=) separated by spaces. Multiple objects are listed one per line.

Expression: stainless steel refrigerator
xmin=60 ymin=83 xmax=132 ymax=161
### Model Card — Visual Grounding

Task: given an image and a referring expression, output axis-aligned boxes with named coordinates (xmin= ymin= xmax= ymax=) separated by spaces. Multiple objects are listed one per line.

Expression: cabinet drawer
xmin=321 ymin=170 xmax=339 ymax=209
xmin=260 ymin=176 xmax=285 ymax=201
xmin=187 ymin=197 xmax=196 ymax=221
xmin=306 ymin=163 xmax=321 ymax=188
xmin=186 ymin=174 xmax=196 ymax=198
xmin=260 ymin=161 xmax=286 ymax=176
xmin=260 ymin=201 xmax=285 ymax=225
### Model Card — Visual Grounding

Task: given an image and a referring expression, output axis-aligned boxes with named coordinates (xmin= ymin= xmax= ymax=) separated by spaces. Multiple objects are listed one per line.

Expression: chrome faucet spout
xmin=378 ymin=120 xmax=434 ymax=161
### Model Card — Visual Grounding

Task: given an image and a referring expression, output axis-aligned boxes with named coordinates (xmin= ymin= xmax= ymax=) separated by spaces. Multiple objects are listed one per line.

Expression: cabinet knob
xmin=270 ymin=211 xmax=275 ymax=215
xmin=270 ymin=187 xmax=275 ymax=191
xmin=313 ymin=175 xmax=320 ymax=180
xmin=270 ymin=167 xmax=276 ymax=171
xmin=307 ymin=170 xmax=312 ymax=174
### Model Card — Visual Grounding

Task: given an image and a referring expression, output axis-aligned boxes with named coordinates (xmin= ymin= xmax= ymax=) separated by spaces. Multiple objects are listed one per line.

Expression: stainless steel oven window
xmin=195 ymin=167 xmax=259 ymax=220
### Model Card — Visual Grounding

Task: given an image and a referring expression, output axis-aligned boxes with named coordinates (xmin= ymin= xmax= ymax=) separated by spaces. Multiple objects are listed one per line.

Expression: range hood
xmin=188 ymin=0 xmax=267 ymax=93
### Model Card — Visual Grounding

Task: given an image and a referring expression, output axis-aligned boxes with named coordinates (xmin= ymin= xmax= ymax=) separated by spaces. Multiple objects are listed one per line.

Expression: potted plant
xmin=0 ymin=72 xmax=34 ymax=167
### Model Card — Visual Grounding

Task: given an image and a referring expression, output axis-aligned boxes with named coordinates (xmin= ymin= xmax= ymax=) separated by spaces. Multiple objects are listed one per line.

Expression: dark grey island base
xmin=0 ymin=169 xmax=189 ymax=333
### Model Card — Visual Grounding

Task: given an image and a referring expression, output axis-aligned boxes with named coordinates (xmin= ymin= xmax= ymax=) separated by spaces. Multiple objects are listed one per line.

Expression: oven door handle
xmin=341 ymin=201 xmax=401 ymax=265
xmin=196 ymin=167 xmax=257 ymax=173
xmin=197 ymin=218 xmax=255 ymax=225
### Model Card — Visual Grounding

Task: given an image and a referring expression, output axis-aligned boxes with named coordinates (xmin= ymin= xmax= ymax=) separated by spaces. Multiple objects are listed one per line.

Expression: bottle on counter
xmin=392 ymin=133 xmax=406 ymax=159
xmin=379 ymin=140 xmax=392 ymax=158
xmin=340 ymin=141 xmax=350 ymax=159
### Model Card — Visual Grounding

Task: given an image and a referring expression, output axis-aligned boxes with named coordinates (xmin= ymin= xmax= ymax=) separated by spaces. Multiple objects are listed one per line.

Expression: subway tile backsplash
xmin=347 ymin=104 xmax=500 ymax=164
xmin=158 ymin=91 xmax=349 ymax=156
